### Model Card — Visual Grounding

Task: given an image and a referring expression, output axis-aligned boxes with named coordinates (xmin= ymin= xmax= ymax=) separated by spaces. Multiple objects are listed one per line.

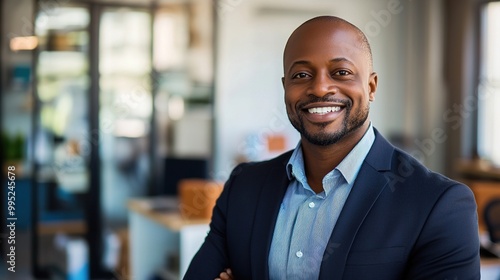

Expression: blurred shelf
xmin=482 ymin=257 xmax=500 ymax=267
xmin=457 ymin=159 xmax=500 ymax=181
xmin=38 ymin=220 xmax=86 ymax=235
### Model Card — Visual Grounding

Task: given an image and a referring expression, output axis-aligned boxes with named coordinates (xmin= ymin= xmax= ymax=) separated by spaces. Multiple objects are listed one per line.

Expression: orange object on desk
xmin=178 ymin=179 xmax=224 ymax=220
xmin=267 ymin=134 xmax=286 ymax=152
xmin=467 ymin=180 xmax=500 ymax=232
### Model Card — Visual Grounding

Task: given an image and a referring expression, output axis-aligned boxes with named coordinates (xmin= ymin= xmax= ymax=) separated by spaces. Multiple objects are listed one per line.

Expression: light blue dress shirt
xmin=268 ymin=125 xmax=375 ymax=280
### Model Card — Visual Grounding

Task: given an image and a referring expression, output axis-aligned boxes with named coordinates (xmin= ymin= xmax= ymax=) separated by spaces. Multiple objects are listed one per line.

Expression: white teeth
xmin=308 ymin=107 xmax=341 ymax=114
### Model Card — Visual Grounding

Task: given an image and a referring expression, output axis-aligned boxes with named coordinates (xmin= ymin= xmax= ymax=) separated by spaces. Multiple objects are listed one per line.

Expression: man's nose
xmin=310 ymin=72 xmax=337 ymax=97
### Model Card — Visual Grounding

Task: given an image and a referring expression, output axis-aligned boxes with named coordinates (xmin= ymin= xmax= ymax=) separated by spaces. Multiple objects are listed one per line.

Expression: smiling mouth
xmin=307 ymin=106 xmax=342 ymax=115
xmin=300 ymin=102 xmax=347 ymax=124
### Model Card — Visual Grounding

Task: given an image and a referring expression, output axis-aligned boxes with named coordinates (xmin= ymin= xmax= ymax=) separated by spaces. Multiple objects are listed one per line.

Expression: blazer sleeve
xmin=183 ymin=165 xmax=242 ymax=279
xmin=404 ymin=183 xmax=480 ymax=280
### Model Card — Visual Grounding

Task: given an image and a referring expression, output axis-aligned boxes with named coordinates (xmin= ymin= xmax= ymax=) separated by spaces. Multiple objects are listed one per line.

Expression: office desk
xmin=481 ymin=258 xmax=500 ymax=279
xmin=128 ymin=197 xmax=210 ymax=280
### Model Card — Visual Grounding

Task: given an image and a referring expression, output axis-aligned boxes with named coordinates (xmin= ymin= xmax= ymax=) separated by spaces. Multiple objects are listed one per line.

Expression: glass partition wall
xmin=153 ymin=3 xmax=214 ymax=195
xmin=33 ymin=4 xmax=91 ymax=278
xmin=99 ymin=7 xmax=152 ymax=230
xmin=32 ymin=0 xmax=214 ymax=278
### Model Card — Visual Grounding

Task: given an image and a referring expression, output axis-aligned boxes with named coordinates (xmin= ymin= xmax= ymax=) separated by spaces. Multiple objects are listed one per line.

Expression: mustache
xmin=296 ymin=95 xmax=352 ymax=110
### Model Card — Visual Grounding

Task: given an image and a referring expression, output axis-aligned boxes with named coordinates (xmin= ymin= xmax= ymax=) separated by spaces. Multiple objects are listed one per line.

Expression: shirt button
xmin=308 ymin=202 xmax=315 ymax=208
xmin=296 ymin=250 xmax=303 ymax=258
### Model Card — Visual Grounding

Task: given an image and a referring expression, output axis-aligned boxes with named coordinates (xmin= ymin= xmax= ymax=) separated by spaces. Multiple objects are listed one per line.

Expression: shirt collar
xmin=286 ymin=123 xmax=376 ymax=186
xmin=336 ymin=124 xmax=375 ymax=184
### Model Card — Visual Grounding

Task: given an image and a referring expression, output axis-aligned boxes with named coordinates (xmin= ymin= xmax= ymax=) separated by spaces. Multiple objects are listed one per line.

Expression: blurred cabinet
xmin=458 ymin=159 xmax=500 ymax=232
xmin=128 ymin=197 xmax=209 ymax=280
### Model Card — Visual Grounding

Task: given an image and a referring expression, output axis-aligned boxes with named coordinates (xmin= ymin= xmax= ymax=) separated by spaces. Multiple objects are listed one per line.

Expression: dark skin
xmin=283 ymin=18 xmax=378 ymax=193
xmin=215 ymin=268 xmax=233 ymax=280
xmin=215 ymin=16 xmax=378 ymax=279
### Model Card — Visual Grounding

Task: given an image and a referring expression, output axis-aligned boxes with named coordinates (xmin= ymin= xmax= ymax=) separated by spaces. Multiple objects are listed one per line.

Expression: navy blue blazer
xmin=185 ymin=129 xmax=480 ymax=279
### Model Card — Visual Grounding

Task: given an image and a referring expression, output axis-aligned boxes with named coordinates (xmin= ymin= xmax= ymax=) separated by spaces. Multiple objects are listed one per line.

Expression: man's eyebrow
xmin=285 ymin=60 xmax=310 ymax=75
xmin=288 ymin=57 xmax=355 ymax=69
xmin=285 ymin=57 xmax=357 ymax=75
xmin=289 ymin=60 xmax=310 ymax=68
xmin=330 ymin=57 xmax=355 ymax=66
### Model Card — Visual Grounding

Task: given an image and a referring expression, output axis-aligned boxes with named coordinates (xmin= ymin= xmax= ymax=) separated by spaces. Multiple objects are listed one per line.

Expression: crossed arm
xmin=215 ymin=268 xmax=234 ymax=280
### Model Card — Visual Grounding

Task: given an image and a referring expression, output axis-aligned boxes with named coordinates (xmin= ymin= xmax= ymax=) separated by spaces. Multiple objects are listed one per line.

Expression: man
xmin=185 ymin=16 xmax=480 ymax=279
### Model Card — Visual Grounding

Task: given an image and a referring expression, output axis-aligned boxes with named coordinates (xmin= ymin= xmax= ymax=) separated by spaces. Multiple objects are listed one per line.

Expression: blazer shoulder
xmin=370 ymin=128 xmax=467 ymax=192
xmin=389 ymin=147 xmax=468 ymax=194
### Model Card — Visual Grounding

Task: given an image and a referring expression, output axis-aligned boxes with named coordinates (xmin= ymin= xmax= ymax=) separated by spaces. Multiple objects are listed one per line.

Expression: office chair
xmin=484 ymin=198 xmax=500 ymax=243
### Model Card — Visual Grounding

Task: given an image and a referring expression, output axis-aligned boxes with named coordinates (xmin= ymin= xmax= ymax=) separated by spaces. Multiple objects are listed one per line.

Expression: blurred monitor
xmin=163 ymin=157 xmax=208 ymax=195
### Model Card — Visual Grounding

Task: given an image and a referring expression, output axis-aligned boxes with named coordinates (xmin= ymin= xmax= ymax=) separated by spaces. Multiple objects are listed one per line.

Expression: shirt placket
xmin=287 ymin=194 xmax=322 ymax=278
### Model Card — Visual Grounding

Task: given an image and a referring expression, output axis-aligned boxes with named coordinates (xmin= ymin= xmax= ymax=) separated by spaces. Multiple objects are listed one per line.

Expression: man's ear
xmin=368 ymin=72 xmax=378 ymax=102
xmin=281 ymin=77 xmax=285 ymax=89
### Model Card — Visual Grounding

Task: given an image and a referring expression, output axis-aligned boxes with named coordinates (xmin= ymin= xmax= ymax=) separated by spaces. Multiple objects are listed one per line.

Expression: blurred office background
xmin=1 ymin=0 xmax=500 ymax=279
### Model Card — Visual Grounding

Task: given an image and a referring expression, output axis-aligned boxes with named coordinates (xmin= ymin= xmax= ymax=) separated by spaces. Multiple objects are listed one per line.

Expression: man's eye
xmin=334 ymin=70 xmax=350 ymax=76
xmin=292 ymin=73 xmax=310 ymax=79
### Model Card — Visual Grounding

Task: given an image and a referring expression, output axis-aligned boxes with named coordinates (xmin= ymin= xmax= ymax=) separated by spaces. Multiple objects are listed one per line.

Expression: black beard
xmin=288 ymin=97 xmax=369 ymax=146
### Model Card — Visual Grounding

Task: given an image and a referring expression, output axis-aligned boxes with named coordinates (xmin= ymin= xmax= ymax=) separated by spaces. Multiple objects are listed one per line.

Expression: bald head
xmin=283 ymin=16 xmax=374 ymax=73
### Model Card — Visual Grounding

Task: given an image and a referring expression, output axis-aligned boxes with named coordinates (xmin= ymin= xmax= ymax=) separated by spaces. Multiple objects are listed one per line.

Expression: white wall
xmin=214 ymin=0 xmax=445 ymax=179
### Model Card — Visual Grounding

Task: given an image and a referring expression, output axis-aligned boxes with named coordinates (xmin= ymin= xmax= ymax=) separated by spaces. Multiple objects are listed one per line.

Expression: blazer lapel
xmin=319 ymin=129 xmax=394 ymax=279
xmin=250 ymin=154 xmax=291 ymax=279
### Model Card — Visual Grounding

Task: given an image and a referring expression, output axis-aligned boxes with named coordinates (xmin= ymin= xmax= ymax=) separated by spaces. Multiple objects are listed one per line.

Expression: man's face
xmin=283 ymin=22 xmax=377 ymax=146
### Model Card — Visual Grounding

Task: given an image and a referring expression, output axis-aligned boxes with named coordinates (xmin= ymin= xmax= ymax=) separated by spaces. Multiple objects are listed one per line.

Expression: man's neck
xmin=301 ymin=122 xmax=370 ymax=193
